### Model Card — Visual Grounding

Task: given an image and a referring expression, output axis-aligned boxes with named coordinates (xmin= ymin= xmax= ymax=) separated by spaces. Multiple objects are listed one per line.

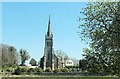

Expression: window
xmin=47 ymin=42 xmax=51 ymax=46
xmin=48 ymin=53 xmax=50 ymax=60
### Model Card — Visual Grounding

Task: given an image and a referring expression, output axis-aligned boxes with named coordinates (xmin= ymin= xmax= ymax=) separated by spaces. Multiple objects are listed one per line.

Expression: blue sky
xmin=2 ymin=2 xmax=88 ymax=64
xmin=0 ymin=3 xmax=2 ymax=43
xmin=2 ymin=0 xmax=90 ymax=2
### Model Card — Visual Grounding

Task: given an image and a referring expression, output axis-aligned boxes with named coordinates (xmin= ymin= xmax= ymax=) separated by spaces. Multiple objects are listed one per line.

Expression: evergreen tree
xmin=29 ymin=58 xmax=37 ymax=66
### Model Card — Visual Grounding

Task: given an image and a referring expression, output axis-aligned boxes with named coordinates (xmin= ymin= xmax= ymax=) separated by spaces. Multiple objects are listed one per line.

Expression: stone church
xmin=40 ymin=16 xmax=59 ymax=71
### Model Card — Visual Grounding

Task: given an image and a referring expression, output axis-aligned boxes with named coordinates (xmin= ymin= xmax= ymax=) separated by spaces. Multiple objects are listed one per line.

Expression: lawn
xmin=1 ymin=76 xmax=120 ymax=79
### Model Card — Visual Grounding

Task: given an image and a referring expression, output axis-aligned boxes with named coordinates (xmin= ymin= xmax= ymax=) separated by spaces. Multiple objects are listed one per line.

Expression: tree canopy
xmin=29 ymin=58 xmax=37 ymax=66
xmin=20 ymin=49 xmax=30 ymax=66
xmin=79 ymin=2 xmax=120 ymax=75
xmin=0 ymin=44 xmax=18 ymax=67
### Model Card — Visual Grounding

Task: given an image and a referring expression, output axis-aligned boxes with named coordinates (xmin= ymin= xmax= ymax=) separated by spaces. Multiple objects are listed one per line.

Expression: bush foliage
xmin=61 ymin=68 xmax=68 ymax=72
xmin=45 ymin=67 xmax=52 ymax=72
xmin=13 ymin=67 xmax=21 ymax=75
xmin=35 ymin=68 xmax=43 ymax=73
xmin=54 ymin=68 xmax=60 ymax=73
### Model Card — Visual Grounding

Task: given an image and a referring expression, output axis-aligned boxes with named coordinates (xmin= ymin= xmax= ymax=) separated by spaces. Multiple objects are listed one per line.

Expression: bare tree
xmin=55 ymin=50 xmax=69 ymax=69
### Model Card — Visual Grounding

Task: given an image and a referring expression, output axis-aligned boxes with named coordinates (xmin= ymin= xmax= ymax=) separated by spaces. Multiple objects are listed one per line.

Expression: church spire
xmin=47 ymin=15 xmax=52 ymax=36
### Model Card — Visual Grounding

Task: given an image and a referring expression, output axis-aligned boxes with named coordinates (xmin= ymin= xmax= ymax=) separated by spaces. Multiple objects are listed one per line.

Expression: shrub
xmin=117 ymin=74 xmax=120 ymax=77
xmin=62 ymin=68 xmax=68 ymax=72
xmin=2 ymin=65 xmax=9 ymax=71
xmin=45 ymin=67 xmax=52 ymax=72
xmin=6 ymin=68 xmax=14 ymax=72
xmin=35 ymin=68 xmax=43 ymax=73
xmin=6 ymin=69 xmax=11 ymax=72
xmin=28 ymin=68 xmax=35 ymax=74
xmin=54 ymin=68 xmax=60 ymax=73
xmin=13 ymin=67 xmax=21 ymax=75
xmin=21 ymin=67 xmax=28 ymax=72
xmin=12 ymin=64 xmax=17 ymax=68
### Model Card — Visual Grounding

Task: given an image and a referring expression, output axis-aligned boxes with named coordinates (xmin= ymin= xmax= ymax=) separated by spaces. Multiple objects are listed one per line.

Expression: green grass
xmin=2 ymin=76 xmax=120 ymax=79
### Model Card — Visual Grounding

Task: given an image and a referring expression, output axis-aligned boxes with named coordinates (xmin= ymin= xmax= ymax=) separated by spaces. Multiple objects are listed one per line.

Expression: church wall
xmin=40 ymin=17 xmax=59 ymax=71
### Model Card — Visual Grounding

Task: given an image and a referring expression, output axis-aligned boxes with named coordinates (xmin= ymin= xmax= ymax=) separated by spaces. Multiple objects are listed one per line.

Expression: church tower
xmin=43 ymin=16 xmax=54 ymax=71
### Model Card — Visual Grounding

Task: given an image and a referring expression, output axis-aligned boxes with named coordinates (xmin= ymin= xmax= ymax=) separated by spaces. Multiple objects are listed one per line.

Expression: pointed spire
xmin=48 ymin=15 xmax=50 ymax=25
xmin=47 ymin=15 xmax=52 ymax=36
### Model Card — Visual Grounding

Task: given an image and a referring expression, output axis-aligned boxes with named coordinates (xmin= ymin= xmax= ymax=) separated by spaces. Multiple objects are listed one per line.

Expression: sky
xmin=1 ymin=0 xmax=119 ymax=2
xmin=2 ymin=2 xmax=88 ymax=64
xmin=0 ymin=3 xmax=2 ymax=44
xmin=2 ymin=0 xmax=90 ymax=2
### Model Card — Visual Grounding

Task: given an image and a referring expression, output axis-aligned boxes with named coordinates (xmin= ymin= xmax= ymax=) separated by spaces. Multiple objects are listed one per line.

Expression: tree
xmin=55 ymin=50 xmax=69 ymax=69
xmin=29 ymin=58 xmax=37 ymax=66
xmin=20 ymin=49 xmax=30 ymax=66
xmin=8 ymin=46 xmax=18 ymax=66
xmin=56 ymin=50 xmax=69 ymax=61
xmin=79 ymin=2 xmax=120 ymax=75
xmin=82 ymin=48 xmax=102 ymax=74
xmin=79 ymin=59 xmax=87 ymax=71
xmin=0 ymin=44 xmax=18 ymax=67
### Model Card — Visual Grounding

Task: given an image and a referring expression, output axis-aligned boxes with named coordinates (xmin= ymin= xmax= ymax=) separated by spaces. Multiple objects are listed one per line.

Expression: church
xmin=40 ymin=16 xmax=59 ymax=71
